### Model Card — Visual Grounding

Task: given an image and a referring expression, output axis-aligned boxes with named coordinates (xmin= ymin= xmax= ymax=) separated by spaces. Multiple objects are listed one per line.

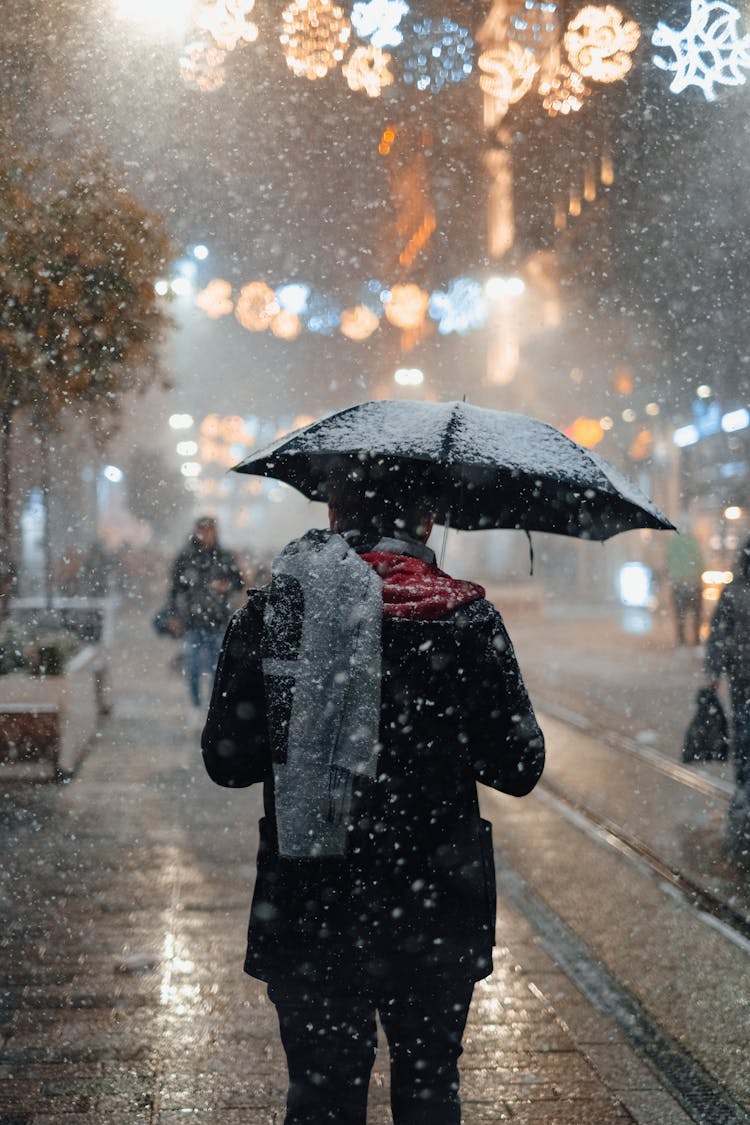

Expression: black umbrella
xmin=232 ymin=400 xmax=674 ymax=540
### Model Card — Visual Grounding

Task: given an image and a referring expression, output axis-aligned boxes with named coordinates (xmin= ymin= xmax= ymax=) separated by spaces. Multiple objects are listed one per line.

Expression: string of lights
xmin=177 ymin=0 xmax=750 ymax=103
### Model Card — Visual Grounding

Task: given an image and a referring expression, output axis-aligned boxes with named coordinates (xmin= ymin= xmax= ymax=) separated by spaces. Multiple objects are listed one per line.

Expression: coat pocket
xmin=479 ymin=817 xmax=497 ymax=940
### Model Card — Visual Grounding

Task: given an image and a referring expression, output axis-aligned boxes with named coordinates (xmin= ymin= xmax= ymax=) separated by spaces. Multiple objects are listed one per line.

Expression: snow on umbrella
xmin=232 ymin=400 xmax=674 ymax=540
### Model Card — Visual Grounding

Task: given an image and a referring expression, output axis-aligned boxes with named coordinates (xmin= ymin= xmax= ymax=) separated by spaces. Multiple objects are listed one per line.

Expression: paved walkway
xmin=1 ymin=601 xmax=682 ymax=1123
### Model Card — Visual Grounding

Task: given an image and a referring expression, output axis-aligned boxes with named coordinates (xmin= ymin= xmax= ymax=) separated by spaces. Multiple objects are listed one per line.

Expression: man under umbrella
xmin=201 ymin=466 xmax=545 ymax=1125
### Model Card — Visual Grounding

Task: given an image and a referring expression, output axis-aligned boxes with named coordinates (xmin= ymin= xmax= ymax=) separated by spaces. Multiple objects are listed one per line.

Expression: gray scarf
xmin=262 ymin=531 xmax=383 ymax=858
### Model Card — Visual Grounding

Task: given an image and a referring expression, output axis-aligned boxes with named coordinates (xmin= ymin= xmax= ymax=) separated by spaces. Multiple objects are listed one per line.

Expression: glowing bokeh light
xmin=478 ymin=42 xmax=539 ymax=102
xmin=276 ymin=283 xmax=311 ymax=315
xmin=115 ymin=0 xmax=192 ymax=34
xmin=394 ymin=367 xmax=424 ymax=385
xmin=429 ymin=278 xmax=488 ymax=335
xmin=400 ymin=17 xmax=474 ymax=92
xmin=382 ymin=283 xmax=429 ymax=329
xmin=198 ymin=0 xmax=259 ymax=51
xmin=653 ymin=0 xmax=750 ymax=100
xmin=235 ymin=282 xmax=279 ymax=331
xmin=280 ymin=0 xmax=351 ymax=80
xmin=343 ymin=45 xmax=394 ymax=95
xmin=339 ymin=305 xmax=380 ymax=339
xmin=351 ymin=0 xmax=409 ymax=47
xmin=564 ymin=5 xmax=640 ymax=82
xmin=271 ymin=310 xmax=303 ymax=339
xmin=539 ymin=62 xmax=590 ymax=113
xmin=195 ymin=278 xmax=233 ymax=318
xmin=179 ymin=38 xmax=227 ymax=90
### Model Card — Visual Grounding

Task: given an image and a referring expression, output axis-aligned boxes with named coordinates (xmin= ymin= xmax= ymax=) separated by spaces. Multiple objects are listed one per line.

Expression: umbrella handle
xmin=438 ymin=510 xmax=451 ymax=570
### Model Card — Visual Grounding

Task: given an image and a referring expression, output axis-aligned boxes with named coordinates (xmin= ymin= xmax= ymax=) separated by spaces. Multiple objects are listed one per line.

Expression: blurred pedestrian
xmin=201 ymin=471 xmax=545 ymax=1125
xmin=666 ymin=529 xmax=704 ymax=645
xmin=165 ymin=516 xmax=244 ymax=711
xmin=705 ymin=535 xmax=750 ymax=866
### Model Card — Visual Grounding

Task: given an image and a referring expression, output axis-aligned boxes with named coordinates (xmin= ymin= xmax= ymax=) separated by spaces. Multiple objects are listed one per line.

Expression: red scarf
xmin=361 ymin=551 xmax=485 ymax=620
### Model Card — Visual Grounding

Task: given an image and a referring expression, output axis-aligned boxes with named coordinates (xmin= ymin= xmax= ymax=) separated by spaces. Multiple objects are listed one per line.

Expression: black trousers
xmin=267 ymin=968 xmax=475 ymax=1125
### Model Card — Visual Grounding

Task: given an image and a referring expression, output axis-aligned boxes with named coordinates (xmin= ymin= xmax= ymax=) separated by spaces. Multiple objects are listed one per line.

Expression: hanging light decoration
xmin=179 ymin=38 xmax=227 ymax=90
xmin=195 ymin=278 xmax=234 ymax=317
xmin=539 ymin=62 xmax=590 ymax=113
xmin=235 ymin=282 xmax=279 ymax=331
xmin=478 ymin=42 xmax=539 ymax=103
xmin=351 ymin=0 xmax=409 ymax=47
xmin=343 ymin=45 xmax=394 ymax=96
xmin=400 ymin=17 xmax=474 ymax=92
xmin=382 ymin=283 xmax=429 ymax=329
xmin=271 ymin=310 xmax=302 ymax=339
xmin=564 ymin=5 xmax=640 ymax=82
xmin=198 ymin=0 xmax=259 ymax=51
xmin=428 ymin=278 xmax=488 ymax=335
xmin=280 ymin=0 xmax=351 ymax=80
xmin=339 ymin=305 xmax=381 ymax=339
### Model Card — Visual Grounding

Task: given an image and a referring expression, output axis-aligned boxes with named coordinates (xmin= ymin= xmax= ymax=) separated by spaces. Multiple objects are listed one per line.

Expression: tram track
xmin=495 ymin=860 xmax=750 ymax=1125
xmin=533 ymin=695 xmax=750 ymax=948
xmin=536 ymin=695 xmax=734 ymax=801
xmin=488 ymin=699 xmax=750 ymax=1124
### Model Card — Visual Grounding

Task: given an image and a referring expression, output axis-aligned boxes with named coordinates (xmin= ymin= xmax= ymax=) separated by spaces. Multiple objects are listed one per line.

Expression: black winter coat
xmin=706 ymin=577 xmax=750 ymax=695
xmin=167 ymin=538 xmax=244 ymax=633
xmin=202 ymin=576 xmax=545 ymax=987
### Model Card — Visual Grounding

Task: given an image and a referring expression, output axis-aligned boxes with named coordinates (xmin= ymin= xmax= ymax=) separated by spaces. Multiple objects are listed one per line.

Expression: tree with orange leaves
xmin=0 ymin=148 xmax=175 ymax=589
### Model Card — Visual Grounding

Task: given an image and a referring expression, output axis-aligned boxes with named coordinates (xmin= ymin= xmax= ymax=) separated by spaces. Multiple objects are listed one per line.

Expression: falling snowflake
xmin=652 ymin=0 xmax=750 ymax=100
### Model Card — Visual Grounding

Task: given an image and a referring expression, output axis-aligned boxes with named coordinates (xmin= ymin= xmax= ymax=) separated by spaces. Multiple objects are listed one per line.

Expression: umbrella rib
xmin=439 ymin=402 xmax=462 ymax=463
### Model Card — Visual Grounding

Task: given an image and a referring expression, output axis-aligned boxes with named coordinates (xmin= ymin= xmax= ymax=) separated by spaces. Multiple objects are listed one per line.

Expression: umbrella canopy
xmin=232 ymin=400 xmax=674 ymax=540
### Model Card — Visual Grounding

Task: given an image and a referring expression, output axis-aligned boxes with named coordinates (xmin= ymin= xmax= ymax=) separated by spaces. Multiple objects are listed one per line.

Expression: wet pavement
xmin=0 ymin=597 xmax=745 ymax=1123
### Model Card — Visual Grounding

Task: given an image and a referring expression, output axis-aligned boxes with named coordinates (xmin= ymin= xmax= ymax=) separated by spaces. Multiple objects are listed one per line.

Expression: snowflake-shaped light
xmin=198 ymin=0 xmax=259 ymax=51
xmin=280 ymin=0 xmax=351 ymax=81
xmin=179 ymin=38 xmax=227 ymax=91
xmin=400 ymin=17 xmax=474 ymax=92
xmin=428 ymin=278 xmax=488 ymax=335
xmin=653 ymin=0 xmax=750 ymax=99
xmin=343 ymin=45 xmax=394 ymax=95
xmin=564 ymin=5 xmax=640 ymax=83
xmin=351 ymin=0 xmax=409 ymax=48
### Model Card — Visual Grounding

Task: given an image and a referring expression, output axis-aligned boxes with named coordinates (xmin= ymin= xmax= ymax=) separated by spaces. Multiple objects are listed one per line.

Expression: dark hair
xmin=322 ymin=462 xmax=435 ymax=539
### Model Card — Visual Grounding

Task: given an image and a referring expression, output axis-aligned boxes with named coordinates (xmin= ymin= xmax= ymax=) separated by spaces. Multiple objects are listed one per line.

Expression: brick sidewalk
xmin=0 ymin=602 xmax=649 ymax=1124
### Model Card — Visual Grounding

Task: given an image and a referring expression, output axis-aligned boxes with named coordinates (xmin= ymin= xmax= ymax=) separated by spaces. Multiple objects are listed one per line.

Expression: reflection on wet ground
xmin=1 ymin=599 xmax=747 ymax=1123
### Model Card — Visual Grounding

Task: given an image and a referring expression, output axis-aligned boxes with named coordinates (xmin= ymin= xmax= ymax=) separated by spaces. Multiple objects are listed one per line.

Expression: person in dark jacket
xmin=202 ymin=473 xmax=545 ymax=1125
xmin=705 ymin=535 xmax=750 ymax=864
xmin=165 ymin=516 xmax=244 ymax=709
